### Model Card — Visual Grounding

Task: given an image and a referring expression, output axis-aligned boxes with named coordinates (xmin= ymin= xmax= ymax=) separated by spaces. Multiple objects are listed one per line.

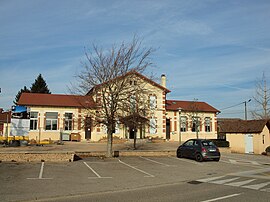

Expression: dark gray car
xmin=177 ymin=139 xmax=220 ymax=162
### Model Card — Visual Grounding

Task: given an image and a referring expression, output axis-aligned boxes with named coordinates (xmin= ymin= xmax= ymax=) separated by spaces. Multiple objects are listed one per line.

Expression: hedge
xmin=210 ymin=139 xmax=230 ymax=147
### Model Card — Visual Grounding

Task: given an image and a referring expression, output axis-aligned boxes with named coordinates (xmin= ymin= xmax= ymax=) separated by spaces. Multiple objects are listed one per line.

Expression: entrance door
xmin=166 ymin=119 xmax=170 ymax=140
xmin=245 ymin=134 xmax=254 ymax=153
xmin=129 ymin=128 xmax=135 ymax=139
xmin=85 ymin=117 xmax=91 ymax=140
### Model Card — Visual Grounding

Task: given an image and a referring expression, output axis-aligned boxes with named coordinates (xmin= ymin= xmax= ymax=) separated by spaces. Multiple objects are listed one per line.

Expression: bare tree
xmin=252 ymin=73 xmax=270 ymax=120
xmin=73 ymin=36 xmax=154 ymax=157
xmin=184 ymin=99 xmax=206 ymax=139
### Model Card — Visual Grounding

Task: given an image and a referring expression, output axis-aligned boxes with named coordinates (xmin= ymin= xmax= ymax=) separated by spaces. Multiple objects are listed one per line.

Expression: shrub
xmin=265 ymin=146 xmax=270 ymax=153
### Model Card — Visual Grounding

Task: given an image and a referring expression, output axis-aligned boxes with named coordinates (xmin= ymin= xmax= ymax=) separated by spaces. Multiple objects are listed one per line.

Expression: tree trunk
xmin=106 ymin=130 xmax=113 ymax=157
xmin=133 ymin=130 xmax=137 ymax=150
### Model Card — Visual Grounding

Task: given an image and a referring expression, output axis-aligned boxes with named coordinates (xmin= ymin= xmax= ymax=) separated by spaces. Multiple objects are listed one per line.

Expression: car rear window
xmin=201 ymin=141 xmax=215 ymax=146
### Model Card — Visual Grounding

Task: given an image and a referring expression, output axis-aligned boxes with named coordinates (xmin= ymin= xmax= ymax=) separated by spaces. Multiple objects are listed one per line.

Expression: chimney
xmin=161 ymin=74 xmax=166 ymax=88
xmin=0 ymin=108 xmax=3 ymax=114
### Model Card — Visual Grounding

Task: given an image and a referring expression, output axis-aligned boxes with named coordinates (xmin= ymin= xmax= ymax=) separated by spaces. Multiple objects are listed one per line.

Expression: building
xmin=17 ymin=72 xmax=220 ymax=143
xmin=218 ymin=119 xmax=270 ymax=154
xmin=0 ymin=108 xmax=11 ymax=137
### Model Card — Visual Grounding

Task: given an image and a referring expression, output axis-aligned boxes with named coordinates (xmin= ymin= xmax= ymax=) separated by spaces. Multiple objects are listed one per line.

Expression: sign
xmin=10 ymin=119 xmax=30 ymax=136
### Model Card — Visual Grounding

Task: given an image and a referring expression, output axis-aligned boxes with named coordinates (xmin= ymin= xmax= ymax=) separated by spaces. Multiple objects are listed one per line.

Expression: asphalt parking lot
xmin=0 ymin=154 xmax=270 ymax=202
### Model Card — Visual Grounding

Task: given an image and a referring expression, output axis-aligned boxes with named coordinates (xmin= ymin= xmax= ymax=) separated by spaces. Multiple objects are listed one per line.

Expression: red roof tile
xmin=218 ymin=119 xmax=270 ymax=133
xmin=166 ymin=100 xmax=220 ymax=113
xmin=87 ymin=70 xmax=171 ymax=95
xmin=18 ymin=93 xmax=96 ymax=108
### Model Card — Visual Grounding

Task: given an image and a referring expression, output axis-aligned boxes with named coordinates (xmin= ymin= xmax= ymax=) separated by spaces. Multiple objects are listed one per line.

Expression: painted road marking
xmin=211 ymin=177 xmax=240 ymax=185
xmin=27 ymin=162 xmax=53 ymax=180
xmin=118 ymin=159 xmax=154 ymax=177
xmin=243 ymin=181 xmax=270 ymax=190
xmin=197 ymin=175 xmax=270 ymax=192
xmin=225 ymin=179 xmax=256 ymax=187
xmin=200 ymin=193 xmax=242 ymax=202
xmin=170 ymin=157 xmax=203 ymax=166
xmin=197 ymin=176 xmax=226 ymax=183
xmin=83 ymin=162 xmax=112 ymax=179
xmin=139 ymin=156 xmax=172 ymax=167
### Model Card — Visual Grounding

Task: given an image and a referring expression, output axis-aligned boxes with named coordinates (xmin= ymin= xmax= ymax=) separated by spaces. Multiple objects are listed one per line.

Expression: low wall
xmin=0 ymin=148 xmax=231 ymax=162
xmin=0 ymin=152 xmax=74 ymax=162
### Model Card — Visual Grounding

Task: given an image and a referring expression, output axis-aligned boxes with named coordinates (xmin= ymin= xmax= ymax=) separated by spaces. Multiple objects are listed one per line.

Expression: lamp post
xmin=243 ymin=99 xmax=251 ymax=120
xmin=178 ymin=108 xmax=182 ymax=144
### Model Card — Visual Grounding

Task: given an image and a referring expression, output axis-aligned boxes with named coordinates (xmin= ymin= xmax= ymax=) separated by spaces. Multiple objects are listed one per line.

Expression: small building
xmin=218 ymin=119 xmax=270 ymax=154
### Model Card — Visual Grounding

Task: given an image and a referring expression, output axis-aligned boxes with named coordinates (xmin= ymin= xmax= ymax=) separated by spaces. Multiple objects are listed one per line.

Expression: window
xmin=192 ymin=117 xmax=200 ymax=132
xmin=149 ymin=95 xmax=156 ymax=110
xmin=114 ymin=119 xmax=120 ymax=134
xmin=180 ymin=116 xmax=187 ymax=132
xmin=64 ymin=113 xmax=73 ymax=131
xmin=130 ymin=95 xmax=136 ymax=112
xmin=149 ymin=118 xmax=157 ymax=134
xmin=184 ymin=140 xmax=194 ymax=146
xmin=45 ymin=112 xmax=58 ymax=130
xmin=205 ymin=117 xmax=211 ymax=132
xmin=30 ymin=112 xmax=38 ymax=130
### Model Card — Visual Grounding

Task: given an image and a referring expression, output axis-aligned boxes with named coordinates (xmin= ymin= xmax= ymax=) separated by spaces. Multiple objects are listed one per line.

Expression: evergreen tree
xmin=14 ymin=86 xmax=30 ymax=105
xmin=30 ymin=74 xmax=51 ymax=94
xmin=14 ymin=74 xmax=51 ymax=105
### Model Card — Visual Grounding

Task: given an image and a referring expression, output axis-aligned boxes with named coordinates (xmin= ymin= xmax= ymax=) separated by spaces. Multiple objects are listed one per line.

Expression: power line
xmin=220 ymin=102 xmax=244 ymax=110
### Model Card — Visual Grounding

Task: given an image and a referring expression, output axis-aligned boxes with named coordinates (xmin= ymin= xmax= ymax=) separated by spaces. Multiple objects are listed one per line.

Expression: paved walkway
xmin=0 ymin=140 xmax=180 ymax=153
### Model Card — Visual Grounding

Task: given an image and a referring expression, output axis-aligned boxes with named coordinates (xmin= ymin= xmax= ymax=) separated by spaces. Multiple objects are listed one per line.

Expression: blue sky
xmin=0 ymin=0 xmax=269 ymax=119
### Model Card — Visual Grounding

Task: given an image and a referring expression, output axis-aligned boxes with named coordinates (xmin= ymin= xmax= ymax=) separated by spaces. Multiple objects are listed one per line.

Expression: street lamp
xmin=243 ymin=99 xmax=251 ymax=120
xmin=178 ymin=108 xmax=182 ymax=144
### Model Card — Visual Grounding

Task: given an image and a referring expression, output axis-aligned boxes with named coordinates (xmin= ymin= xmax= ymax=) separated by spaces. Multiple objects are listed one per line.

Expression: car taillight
xmin=201 ymin=147 xmax=207 ymax=153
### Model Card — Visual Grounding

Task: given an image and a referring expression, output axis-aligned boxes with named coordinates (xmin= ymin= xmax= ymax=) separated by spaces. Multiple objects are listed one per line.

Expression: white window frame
xmin=149 ymin=95 xmax=156 ymax=110
xmin=205 ymin=117 xmax=211 ymax=132
xmin=180 ymin=116 xmax=187 ymax=132
xmin=64 ymin=112 xmax=73 ymax=131
xmin=45 ymin=112 xmax=58 ymax=131
xmin=30 ymin=112 xmax=38 ymax=131
xmin=149 ymin=118 xmax=157 ymax=134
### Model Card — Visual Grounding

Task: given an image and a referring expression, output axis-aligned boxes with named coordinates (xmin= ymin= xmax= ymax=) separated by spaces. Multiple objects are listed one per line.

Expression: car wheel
xmin=195 ymin=153 xmax=203 ymax=162
xmin=214 ymin=158 xmax=220 ymax=162
xmin=177 ymin=151 xmax=183 ymax=158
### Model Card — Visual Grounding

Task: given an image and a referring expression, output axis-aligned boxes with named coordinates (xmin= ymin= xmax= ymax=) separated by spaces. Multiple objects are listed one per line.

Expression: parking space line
xmin=118 ymin=159 xmax=154 ymax=177
xmin=27 ymin=162 xmax=53 ymax=180
xmin=139 ymin=156 xmax=172 ymax=167
xmin=83 ymin=162 xmax=112 ymax=179
xmin=170 ymin=157 xmax=203 ymax=166
xmin=200 ymin=193 xmax=242 ymax=202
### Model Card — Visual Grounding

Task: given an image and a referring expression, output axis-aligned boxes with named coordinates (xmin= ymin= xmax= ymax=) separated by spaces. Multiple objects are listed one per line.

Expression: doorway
xmin=245 ymin=134 xmax=254 ymax=153
xmin=129 ymin=128 xmax=135 ymax=139
xmin=166 ymin=119 xmax=170 ymax=140
xmin=85 ymin=117 xmax=92 ymax=140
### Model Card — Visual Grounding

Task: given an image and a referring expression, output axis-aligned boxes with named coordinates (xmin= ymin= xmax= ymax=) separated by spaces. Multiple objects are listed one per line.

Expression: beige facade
xmin=17 ymin=72 xmax=219 ymax=142
xmin=166 ymin=111 xmax=217 ymax=142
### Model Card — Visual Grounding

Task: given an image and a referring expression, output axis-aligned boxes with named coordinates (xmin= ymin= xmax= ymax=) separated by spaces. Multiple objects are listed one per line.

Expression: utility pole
xmin=244 ymin=99 xmax=251 ymax=120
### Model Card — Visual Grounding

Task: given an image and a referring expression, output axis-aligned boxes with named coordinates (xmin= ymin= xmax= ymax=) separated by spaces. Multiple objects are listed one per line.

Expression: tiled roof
xmin=218 ymin=119 xmax=270 ymax=133
xmin=87 ymin=70 xmax=171 ymax=95
xmin=166 ymin=100 xmax=220 ymax=113
xmin=18 ymin=93 xmax=96 ymax=108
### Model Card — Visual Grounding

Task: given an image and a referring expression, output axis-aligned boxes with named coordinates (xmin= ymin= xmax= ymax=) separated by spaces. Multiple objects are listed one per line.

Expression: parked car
xmin=176 ymin=139 xmax=220 ymax=162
